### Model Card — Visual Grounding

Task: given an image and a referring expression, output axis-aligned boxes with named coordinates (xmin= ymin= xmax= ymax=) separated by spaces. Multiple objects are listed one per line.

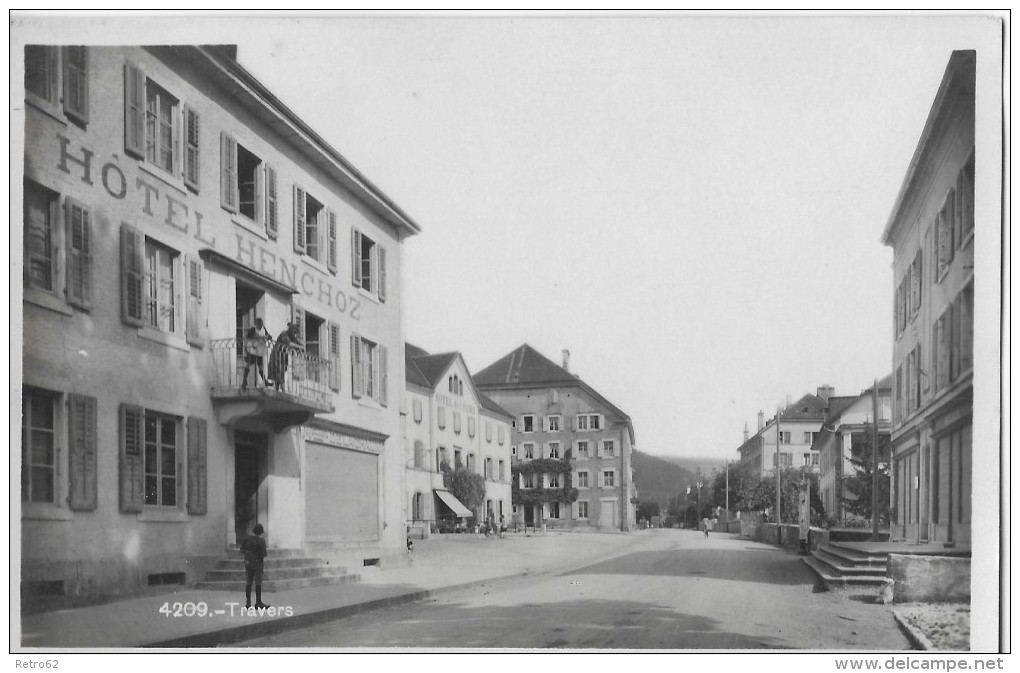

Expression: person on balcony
xmin=241 ymin=318 xmax=271 ymax=390
xmin=269 ymin=322 xmax=303 ymax=391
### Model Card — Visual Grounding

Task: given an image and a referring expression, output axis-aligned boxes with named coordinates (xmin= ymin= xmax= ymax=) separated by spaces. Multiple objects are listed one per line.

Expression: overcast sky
xmin=15 ymin=13 xmax=1001 ymax=461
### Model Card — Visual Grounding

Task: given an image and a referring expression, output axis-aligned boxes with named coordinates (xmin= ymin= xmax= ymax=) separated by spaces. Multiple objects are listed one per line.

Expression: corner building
xmin=475 ymin=346 xmax=636 ymax=531
xmin=881 ymin=51 xmax=975 ymax=546
xmin=20 ymin=45 xmax=420 ymax=605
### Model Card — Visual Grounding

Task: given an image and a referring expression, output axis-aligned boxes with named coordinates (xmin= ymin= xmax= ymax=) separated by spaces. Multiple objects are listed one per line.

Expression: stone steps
xmin=197 ymin=548 xmax=360 ymax=592
xmin=802 ymin=555 xmax=889 ymax=589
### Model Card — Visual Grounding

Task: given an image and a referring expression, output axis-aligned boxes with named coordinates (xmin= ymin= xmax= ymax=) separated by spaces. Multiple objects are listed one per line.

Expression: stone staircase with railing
xmin=802 ymin=541 xmax=890 ymax=590
xmin=196 ymin=548 xmax=361 ymax=592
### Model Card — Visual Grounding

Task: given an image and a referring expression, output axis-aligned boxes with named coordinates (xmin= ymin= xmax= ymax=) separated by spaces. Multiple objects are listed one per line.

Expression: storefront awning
xmin=434 ymin=489 xmax=472 ymax=518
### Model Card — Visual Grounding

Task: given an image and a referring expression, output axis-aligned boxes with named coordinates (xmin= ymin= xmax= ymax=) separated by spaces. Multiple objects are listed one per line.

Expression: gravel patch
xmin=894 ymin=603 xmax=970 ymax=650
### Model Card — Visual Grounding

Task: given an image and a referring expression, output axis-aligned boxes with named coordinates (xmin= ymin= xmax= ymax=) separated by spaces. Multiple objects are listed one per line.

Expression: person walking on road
xmin=701 ymin=517 xmax=710 ymax=538
xmin=240 ymin=523 xmax=269 ymax=609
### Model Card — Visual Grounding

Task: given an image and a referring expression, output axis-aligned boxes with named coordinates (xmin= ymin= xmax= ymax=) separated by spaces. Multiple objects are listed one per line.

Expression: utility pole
xmin=725 ymin=461 xmax=730 ymax=519
xmin=776 ymin=405 xmax=782 ymax=542
xmin=871 ymin=378 xmax=880 ymax=542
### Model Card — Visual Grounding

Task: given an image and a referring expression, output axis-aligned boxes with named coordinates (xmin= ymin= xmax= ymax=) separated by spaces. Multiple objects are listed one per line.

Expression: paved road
xmin=235 ymin=529 xmax=911 ymax=650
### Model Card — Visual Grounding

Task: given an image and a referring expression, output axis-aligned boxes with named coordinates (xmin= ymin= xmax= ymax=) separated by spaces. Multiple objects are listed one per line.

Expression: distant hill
xmin=652 ymin=455 xmax=729 ymax=478
xmin=631 ymin=450 xmax=699 ymax=509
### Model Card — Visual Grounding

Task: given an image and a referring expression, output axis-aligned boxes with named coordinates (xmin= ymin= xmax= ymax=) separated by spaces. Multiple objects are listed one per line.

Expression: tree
xmin=736 ymin=466 xmax=826 ymax=524
xmin=441 ymin=461 xmax=486 ymax=513
xmin=636 ymin=500 xmax=660 ymax=522
xmin=841 ymin=429 xmax=891 ymax=527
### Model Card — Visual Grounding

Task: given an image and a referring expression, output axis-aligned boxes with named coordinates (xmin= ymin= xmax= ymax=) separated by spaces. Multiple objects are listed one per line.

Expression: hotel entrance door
xmin=234 ymin=431 xmax=268 ymax=544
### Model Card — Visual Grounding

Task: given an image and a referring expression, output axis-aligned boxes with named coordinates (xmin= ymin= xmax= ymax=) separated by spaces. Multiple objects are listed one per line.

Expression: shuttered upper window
xmin=22 ymin=388 xmax=59 ymax=504
xmin=293 ymin=186 xmax=337 ymax=271
xmin=351 ymin=228 xmax=387 ymax=302
xmin=25 ymin=45 xmax=89 ymax=124
xmin=220 ymin=135 xmax=276 ymax=232
xmin=23 ymin=180 xmax=93 ymax=313
xmin=143 ymin=412 xmax=179 ymax=507
xmin=24 ymin=180 xmax=58 ymax=294
xmin=124 ymin=61 xmax=195 ymax=188
xmin=350 ymin=333 xmax=388 ymax=406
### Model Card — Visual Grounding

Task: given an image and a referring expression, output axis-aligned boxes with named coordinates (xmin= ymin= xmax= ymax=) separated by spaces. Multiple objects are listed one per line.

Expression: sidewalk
xmin=18 ymin=530 xmax=643 ymax=650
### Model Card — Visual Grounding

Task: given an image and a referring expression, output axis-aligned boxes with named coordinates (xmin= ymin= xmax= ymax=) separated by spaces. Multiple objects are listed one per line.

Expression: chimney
xmin=816 ymin=384 xmax=834 ymax=401
xmin=561 ymin=349 xmax=570 ymax=373
xmin=757 ymin=410 xmax=764 ymax=431
xmin=743 ymin=423 xmax=749 ymax=442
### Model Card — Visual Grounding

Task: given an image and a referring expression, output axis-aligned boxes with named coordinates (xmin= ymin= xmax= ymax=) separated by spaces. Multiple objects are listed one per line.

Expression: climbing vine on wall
xmin=511 ymin=450 xmax=578 ymax=506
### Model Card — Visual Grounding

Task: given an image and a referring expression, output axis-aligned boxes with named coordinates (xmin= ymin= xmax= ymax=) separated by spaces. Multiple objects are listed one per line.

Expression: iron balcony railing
xmin=209 ymin=337 xmax=333 ymax=407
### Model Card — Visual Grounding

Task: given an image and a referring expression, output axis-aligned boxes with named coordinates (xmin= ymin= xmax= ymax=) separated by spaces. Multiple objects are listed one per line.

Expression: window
xmin=26 ymin=46 xmax=88 ymax=123
xmin=779 ymin=431 xmax=791 ymax=444
xmin=547 ymin=415 xmax=561 ymax=432
xmin=910 ymin=250 xmax=923 ymax=318
xmin=576 ymin=441 xmax=589 ymax=458
xmin=352 ymin=228 xmax=386 ymax=301
xmin=548 ymin=442 xmax=560 ymax=459
xmin=524 ymin=473 xmax=534 ymax=489
xmin=498 ymin=460 xmax=505 ymax=481
xmin=497 ymin=425 xmax=505 ymax=445
xmin=576 ymin=413 xmax=602 ymax=431
xmin=143 ymin=412 xmax=179 ymax=507
xmin=413 ymin=399 xmax=423 ymax=424
xmin=454 ymin=449 xmax=463 ymax=470
xmin=549 ymin=502 xmax=560 ymax=519
xmin=454 ymin=411 xmax=462 ymax=435
xmin=22 ymin=388 xmax=58 ymax=503
xmin=803 ymin=432 xmax=813 ymax=444
xmin=802 ymin=453 xmax=812 ymax=467
xmin=484 ymin=457 xmax=493 ymax=479
xmin=145 ymin=80 xmax=179 ymax=174
xmin=511 ymin=445 xmax=517 ymax=458
xmin=24 ymin=180 xmax=58 ymax=293
xmin=523 ymin=443 xmax=535 ymax=459
xmin=467 ymin=453 xmax=476 ymax=473
xmin=548 ymin=473 xmax=560 ymax=488
xmin=895 ymin=277 xmax=907 ymax=337
xmin=437 ymin=406 xmax=446 ymax=430
xmin=294 ymin=187 xmax=334 ymax=267
xmin=351 ymin=333 xmax=388 ymax=405
xmin=577 ymin=471 xmax=589 ymax=488
xmin=957 ymin=153 xmax=975 ymax=247
xmin=774 ymin=452 xmax=792 ymax=468
xmin=220 ymin=136 xmax=278 ymax=234
xmin=485 ymin=421 xmax=492 ymax=442
xmin=936 ymin=189 xmax=955 ymax=281
xmin=895 ymin=365 xmax=904 ymax=421
xmin=602 ymin=471 xmax=615 ymax=487
xmin=468 ymin=416 xmax=476 ymax=438
xmin=523 ymin=415 xmax=535 ymax=433
xmin=145 ymin=239 xmax=179 ymax=334
xmin=577 ymin=501 xmax=589 ymax=519
xmin=811 ymin=453 xmax=820 ymax=466
xmin=602 ymin=440 xmax=615 ymax=457
xmin=957 ymin=282 xmax=974 ymax=375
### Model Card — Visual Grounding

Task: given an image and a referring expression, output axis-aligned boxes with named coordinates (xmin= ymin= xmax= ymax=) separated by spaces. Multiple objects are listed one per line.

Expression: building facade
xmin=474 ymin=346 xmax=636 ymax=532
xmin=814 ymin=378 xmax=893 ymax=526
xmin=737 ymin=390 xmax=831 ymax=479
xmin=403 ymin=344 xmax=513 ymax=535
xmin=20 ymin=45 xmax=420 ymax=605
xmin=881 ymin=51 xmax=975 ymax=546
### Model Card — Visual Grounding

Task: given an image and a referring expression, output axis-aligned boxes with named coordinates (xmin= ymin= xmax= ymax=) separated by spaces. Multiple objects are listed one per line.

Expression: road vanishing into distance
xmin=236 ymin=529 xmax=910 ymax=650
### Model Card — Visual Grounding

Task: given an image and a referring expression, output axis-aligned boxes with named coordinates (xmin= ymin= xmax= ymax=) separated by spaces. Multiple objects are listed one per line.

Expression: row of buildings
xmin=735 ymin=51 xmax=976 ymax=547
xmin=18 ymin=44 xmax=634 ymax=607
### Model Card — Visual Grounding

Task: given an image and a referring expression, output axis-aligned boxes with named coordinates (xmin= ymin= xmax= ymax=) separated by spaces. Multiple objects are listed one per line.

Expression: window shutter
xmin=960 ymin=285 xmax=974 ymax=372
xmin=265 ymin=163 xmax=278 ymax=239
xmin=414 ymin=440 xmax=424 ymax=468
xmin=468 ymin=416 xmax=476 ymax=438
xmin=910 ymin=251 xmax=921 ymax=316
xmin=185 ymin=255 xmax=205 ymax=347
xmin=254 ymin=162 xmax=265 ymax=225
xmin=326 ymin=209 xmax=337 ymax=274
xmin=290 ymin=303 xmax=305 ymax=347
xmin=67 ymin=393 xmax=98 ymax=510
xmin=379 ymin=344 xmax=389 ymax=407
xmin=120 ymin=223 xmax=144 ymax=326
xmin=378 ymin=246 xmax=387 ymax=302
xmin=62 ymin=46 xmax=89 ymax=123
xmin=327 ymin=321 xmax=341 ymax=391
xmin=959 ymin=157 xmax=975 ymax=242
xmin=351 ymin=332 xmax=363 ymax=398
xmin=438 ymin=406 xmax=446 ymax=430
xmin=351 ymin=228 xmax=362 ymax=288
xmin=65 ymin=198 xmax=92 ymax=310
xmin=950 ymin=296 xmax=962 ymax=382
xmin=498 ymin=425 xmax=505 ymax=445
xmin=187 ymin=417 xmax=208 ymax=515
xmin=183 ymin=105 xmax=200 ymax=191
xmin=119 ymin=403 xmax=144 ymax=513
xmin=293 ymin=184 xmax=306 ymax=253
xmin=220 ymin=133 xmax=238 ymax=213
xmin=937 ymin=308 xmax=951 ymax=390
xmin=123 ymin=61 xmax=145 ymax=158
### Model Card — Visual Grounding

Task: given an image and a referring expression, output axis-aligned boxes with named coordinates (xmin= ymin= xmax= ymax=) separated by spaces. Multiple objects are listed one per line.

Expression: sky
xmin=13 ymin=13 xmax=1003 ymax=461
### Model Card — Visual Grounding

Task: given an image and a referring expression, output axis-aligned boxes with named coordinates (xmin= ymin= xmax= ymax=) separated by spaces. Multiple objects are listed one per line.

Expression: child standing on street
xmin=240 ymin=523 xmax=269 ymax=608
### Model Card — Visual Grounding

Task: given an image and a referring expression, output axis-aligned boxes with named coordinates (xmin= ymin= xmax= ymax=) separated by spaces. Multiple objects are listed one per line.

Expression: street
xmin=235 ymin=530 xmax=911 ymax=650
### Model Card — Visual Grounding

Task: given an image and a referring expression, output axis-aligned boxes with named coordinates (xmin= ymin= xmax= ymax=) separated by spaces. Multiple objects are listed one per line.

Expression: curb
xmin=890 ymin=608 xmax=933 ymax=651
xmin=146 ymin=571 xmax=534 ymax=648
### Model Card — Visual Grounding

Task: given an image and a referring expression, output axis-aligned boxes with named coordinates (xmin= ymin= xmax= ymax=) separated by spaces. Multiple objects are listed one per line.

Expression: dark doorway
xmin=524 ymin=505 xmax=535 ymax=525
xmin=234 ymin=431 xmax=268 ymax=544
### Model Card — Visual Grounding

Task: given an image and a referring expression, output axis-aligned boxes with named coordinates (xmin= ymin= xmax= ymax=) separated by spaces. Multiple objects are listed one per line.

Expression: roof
xmin=779 ymin=393 xmax=828 ymax=422
xmin=477 ymin=393 xmax=514 ymax=419
xmin=404 ymin=344 xmax=513 ymax=420
xmin=474 ymin=344 xmax=634 ymax=443
xmin=821 ymin=396 xmax=858 ymax=425
xmin=881 ymin=50 xmax=975 ymax=245
xmin=151 ymin=46 xmax=422 ymax=238
xmin=404 ymin=343 xmax=433 ymax=389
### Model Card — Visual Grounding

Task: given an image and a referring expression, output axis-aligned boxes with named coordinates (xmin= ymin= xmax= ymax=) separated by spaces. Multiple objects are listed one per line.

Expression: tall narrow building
xmin=474 ymin=345 xmax=636 ymax=531
xmin=881 ymin=50 xmax=975 ymax=545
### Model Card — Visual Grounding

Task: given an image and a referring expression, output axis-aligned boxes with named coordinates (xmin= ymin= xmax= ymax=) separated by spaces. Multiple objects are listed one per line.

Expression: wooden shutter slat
xmin=351 ymin=333 xmax=363 ymax=398
xmin=68 ymin=394 xmax=98 ymax=510
xmin=380 ymin=344 xmax=389 ymax=407
xmin=65 ymin=198 xmax=92 ymax=310
xmin=119 ymin=403 xmax=144 ymax=512
xmin=184 ymin=106 xmax=200 ymax=192
xmin=186 ymin=256 xmax=205 ymax=347
xmin=187 ymin=417 xmax=208 ymax=515
xmin=124 ymin=61 xmax=145 ymax=158
xmin=265 ymin=163 xmax=278 ymax=239
xmin=220 ymin=133 xmax=238 ymax=212
xmin=62 ymin=46 xmax=89 ymax=124
xmin=351 ymin=228 xmax=362 ymax=288
xmin=120 ymin=223 xmax=144 ymax=326
xmin=378 ymin=245 xmax=387 ymax=302
xmin=328 ymin=321 xmax=341 ymax=391
xmin=293 ymin=185 xmax=306 ymax=253
xmin=327 ymin=209 xmax=337 ymax=274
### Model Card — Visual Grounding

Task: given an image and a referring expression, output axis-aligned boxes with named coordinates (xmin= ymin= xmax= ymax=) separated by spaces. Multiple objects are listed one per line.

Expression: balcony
xmin=209 ymin=338 xmax=334 ymax=432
